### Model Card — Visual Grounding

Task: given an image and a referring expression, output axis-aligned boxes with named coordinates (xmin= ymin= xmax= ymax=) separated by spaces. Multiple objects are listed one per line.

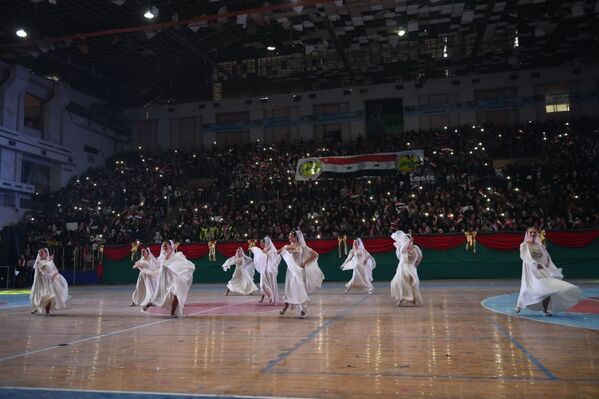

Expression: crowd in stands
xmin=20 ymin=116 xmax=599 ymax=247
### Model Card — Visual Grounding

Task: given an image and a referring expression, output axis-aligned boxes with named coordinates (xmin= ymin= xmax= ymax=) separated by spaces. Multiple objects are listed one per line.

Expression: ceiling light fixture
xmin=267 ymin=45 xmax=276 ymax=51
xmin=397 ymin=28 xmax=406 ymax=37
xmin=16 ymin=29 xmax=27 ymax=38
xmin=144 ymin=9 xmax=155 ymax=19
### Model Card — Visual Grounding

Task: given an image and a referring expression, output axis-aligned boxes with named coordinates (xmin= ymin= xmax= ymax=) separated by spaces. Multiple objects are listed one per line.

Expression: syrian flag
xmin=295 ymin=151 xmax=423 ymax=181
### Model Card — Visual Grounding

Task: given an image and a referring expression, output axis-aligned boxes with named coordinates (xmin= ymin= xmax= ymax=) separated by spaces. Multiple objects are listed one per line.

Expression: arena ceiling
xmin=0 ymin=0 xmax=597 ymax=107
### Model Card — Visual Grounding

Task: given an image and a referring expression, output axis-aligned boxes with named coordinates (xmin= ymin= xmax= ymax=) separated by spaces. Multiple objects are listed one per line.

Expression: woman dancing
xmin=143 ymin=240 xmax=195 ymax=317
xmin=514 ymin=227 xmax=581 ymax=316
xmin=130 ymin=247 xmax=160 ymax=307
xmin=251 ymin=236 xmax=281 ymax=304
xmin=277 ymin=230 xmax=324 ymax=318
xmin=390 ymin=231 xmax=423 ymax=306
xmin=30 ymin=248 xmax=69 ymax=316
xmin=222 ymin=247 xmax=258 ymax=296
xmin=340 ymin=238 xmax=376 ymax=295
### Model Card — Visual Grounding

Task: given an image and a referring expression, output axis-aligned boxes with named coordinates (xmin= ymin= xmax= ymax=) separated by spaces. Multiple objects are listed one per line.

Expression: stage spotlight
xmin=16 ymin=29 xmax=27 ymax=38
xmin=397 ymin=28 xmax=406 ymax=37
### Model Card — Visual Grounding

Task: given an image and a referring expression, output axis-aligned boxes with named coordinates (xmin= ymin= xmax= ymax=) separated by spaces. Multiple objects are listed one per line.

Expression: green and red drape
xmin=101 ymin=231 xmax=599 ymax=284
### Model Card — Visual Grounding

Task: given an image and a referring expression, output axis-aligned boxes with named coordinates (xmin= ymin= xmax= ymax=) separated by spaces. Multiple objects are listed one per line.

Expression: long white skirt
xmin=345 ymin=265 xmax=373 ymax=293
xmin=390 ymin=262 xmax=422 ymax=305
xmin=517 ymin=277 xmax=581 ymax=313
xmin=260 ymin=271 xmax=279 ymax=304
xmin=132 ymin=272 xmax=158 ymax=307
xmin=305 ymin=262 xmax=324 ymax=294
xmin=227 ymin=266 xmax=258 ymax=295
xmin=152 ymin=267 xmax=193 ymax=317
xmin=30 ymin=274 xmax=69 ymax=313
xmin=281 ymin=251 xmax=309 ymax=305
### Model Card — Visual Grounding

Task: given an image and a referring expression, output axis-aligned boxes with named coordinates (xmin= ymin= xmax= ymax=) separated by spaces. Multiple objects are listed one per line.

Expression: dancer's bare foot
xmin=170 ymin=296 xmax=179 ymax=316
xmin=224 ymin=289 xmax=230 ymax=296
xmin=279 ymin=303 xmax=289 ymax=315
xmin=31 ymin=309 xmax=38 ymax=314
xmin=142 ymin=303 xmax=154 ymax=312
xmin=300 ymin=310 xmax=306 ymax=318
xmin=397 ymin=299 xmax=404 ymax=307
xmin=45 ymin=303 xmax=51 ymax=315
xmin=259 ymin=295 xmax=265 ymax=303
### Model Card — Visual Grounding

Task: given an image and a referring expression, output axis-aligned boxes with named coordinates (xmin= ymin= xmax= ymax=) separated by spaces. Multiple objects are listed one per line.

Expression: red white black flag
xmin=295 ymin=150 xmax=423 ymax=181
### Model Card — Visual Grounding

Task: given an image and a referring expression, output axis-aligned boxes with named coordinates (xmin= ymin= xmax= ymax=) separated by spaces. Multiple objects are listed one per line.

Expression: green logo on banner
xmin=299 ymin=159 xmax=323 ymax=178
xmin=396 ymin=154 xmax=420 ymax=172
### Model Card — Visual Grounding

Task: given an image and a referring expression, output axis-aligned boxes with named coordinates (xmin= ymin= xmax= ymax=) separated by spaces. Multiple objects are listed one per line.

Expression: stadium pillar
xmin=0 ymin=65 xmax=29 ymax=131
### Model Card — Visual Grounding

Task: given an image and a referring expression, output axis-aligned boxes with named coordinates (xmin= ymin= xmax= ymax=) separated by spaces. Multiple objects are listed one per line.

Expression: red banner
xmin=101 ymin=231 xmax=599 ymax=261
xmin=477 ymin=233 xmax=523 ymax=251
xmin=547 ymin=231 xmax=599 ymax=248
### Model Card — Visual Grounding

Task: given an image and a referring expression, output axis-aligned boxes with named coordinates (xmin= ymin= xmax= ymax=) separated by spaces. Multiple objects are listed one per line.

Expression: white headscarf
xmin=524 ymin=227 xmax=542 ymax=246
xmin=391 ymin=230 xmax=412 ymax=252
xmin=263 ymin=236 xmax=276 ymax=252
xmin=295 ymin=230 xmax=307 ymax=246
xmin=34 ymin=247 xmax=50 ymax=269
xmin=159 ymin=240 xmax=176 ymax=260
xmin=141 ymin=247 xmax=158 ymax=263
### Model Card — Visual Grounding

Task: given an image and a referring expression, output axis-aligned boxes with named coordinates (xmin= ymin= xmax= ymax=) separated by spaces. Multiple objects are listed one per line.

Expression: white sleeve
xmin=222 ymin=256 xmax=235 ymax=271
xmin=340 ymin=250 xmax=355 ymax=270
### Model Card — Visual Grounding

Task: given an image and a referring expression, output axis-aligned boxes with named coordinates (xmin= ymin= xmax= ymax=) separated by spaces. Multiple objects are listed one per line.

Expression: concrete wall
xmin=126 ymin=63 xmax=599 ymax=149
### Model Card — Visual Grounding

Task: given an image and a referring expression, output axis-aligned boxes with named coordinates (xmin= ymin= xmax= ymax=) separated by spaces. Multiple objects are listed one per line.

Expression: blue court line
xmin=261 ymin=295 xmax=370 ymax=373
xmin=0 ymin=387 xmax=304 ymax=399
xmin=264 ymin=369 xmax=599 ymax=383
xmin=487 ymin=317 xmax=557 ymax=380
xmin=482 ymin=288 xmax=599 ymax=330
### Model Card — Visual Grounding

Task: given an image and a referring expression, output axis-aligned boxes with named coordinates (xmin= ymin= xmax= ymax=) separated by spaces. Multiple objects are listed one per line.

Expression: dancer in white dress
xmin=514 ymin=227 xmax=581 ymax=316
xmin=251 ymin=236 xmax=281 ymax=304
xmin=340 ymin=238 xmax=376 ymax=294
xmin=143 ymin=240 xmax=195 ymax=317
xmin=277 ymin=230 xmax=324 ymax=318
xmin=390 ymin=231 xmax=423 ymax=306
xmin=30 ymin=248 xmax=69 ymax=315
xmin=222 ymin=247 xmax=258 ymax=296
xmin=130 ymin=247 xmax=160 ymax=307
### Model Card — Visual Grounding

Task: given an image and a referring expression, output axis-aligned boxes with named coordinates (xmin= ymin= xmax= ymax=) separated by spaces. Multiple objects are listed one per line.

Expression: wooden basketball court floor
xmin=1 ymin=280 xmax=598 ymax=399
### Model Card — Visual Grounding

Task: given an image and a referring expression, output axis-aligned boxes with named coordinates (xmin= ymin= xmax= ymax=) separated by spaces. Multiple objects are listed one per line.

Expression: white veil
xmin=295 ymin=230 xmax=307 ymax=246
xmin=523 ymin=228 xmax=542 ymax=246
xmin=391 ymin=230 xmax=411 ymax=252
xmin=354 ymin=238 xmax=376 ymax=272
xmin=34 ymin=247 xmax=50 ymax=268
xmin=263 ymin=236 xmax=276 ymax=252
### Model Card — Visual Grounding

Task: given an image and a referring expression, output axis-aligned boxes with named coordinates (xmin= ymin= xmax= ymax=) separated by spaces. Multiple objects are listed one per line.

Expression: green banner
xmin=102 ymin=241 xmax=599 ymax=285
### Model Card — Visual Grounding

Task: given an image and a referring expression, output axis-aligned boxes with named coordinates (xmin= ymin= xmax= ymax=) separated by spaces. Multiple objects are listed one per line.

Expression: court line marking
xmin=0 ymin=386 xmax=311 ymax=399
xmin=0 ymin=299 xmax=254 ymax=364
xmin=264 ymin=369 xmax=599 ymax=384
xmin=261 ymin=295 xmax=370 ymax=373
xmin=481 ymin=289 xmax=599 ymax=331
xmin=487 ymin=316 xmax=557 ymax=380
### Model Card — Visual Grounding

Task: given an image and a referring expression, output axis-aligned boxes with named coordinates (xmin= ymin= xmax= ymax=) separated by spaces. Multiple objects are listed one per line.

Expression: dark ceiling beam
xmin=0 ymin=0 xmax=337 ymax=50
xmin=164 ymin=29 xmax=231 ymax=79
xmin=321 ymin=12 xmax=358 ymax=83
xmin=468 ymin=0 xmax=496 ymax=69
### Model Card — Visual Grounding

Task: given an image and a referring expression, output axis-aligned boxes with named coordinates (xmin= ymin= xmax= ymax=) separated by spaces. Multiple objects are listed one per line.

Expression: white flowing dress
xmin=131 ymin=257 xmax=160 ymax=307
xmin=30 ymin=258 xmax=70 ymax=314
xmin=341 ymin=249 xmax=376 ymax=293
xmin=390 ymin=244 xmax=423 ymax=305
xmin=251 ymin=246 xmax=280 ymax=304
xmin=222 ymin=254 xmax=258 ymax=295
xmin=516 ymin=242 xmax=581 ymax=313
xmin=152 ymin=252 xmax=195 ymax=316
xmin=281 ymin=244 xmax=324 ymax=305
